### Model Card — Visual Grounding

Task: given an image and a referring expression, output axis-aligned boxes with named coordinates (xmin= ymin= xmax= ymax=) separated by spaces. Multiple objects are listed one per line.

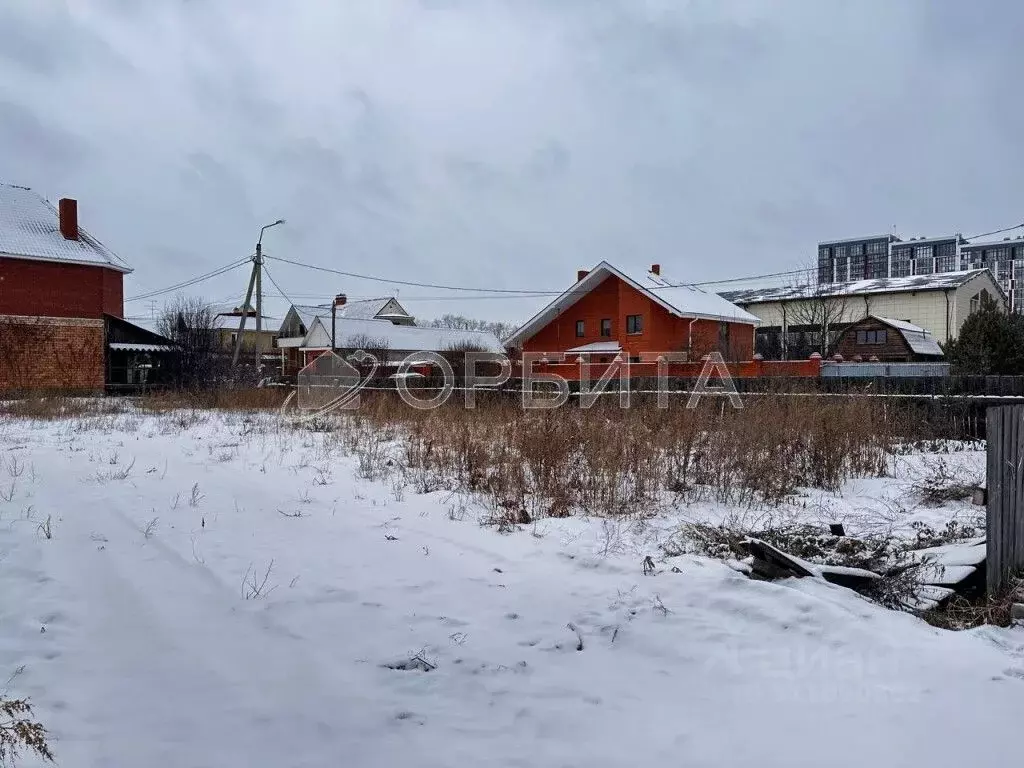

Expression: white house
xmin=277 ymin=295 xmax=503 ymax=374
xmin=719 ymin=268 xmax=1005 ymax=359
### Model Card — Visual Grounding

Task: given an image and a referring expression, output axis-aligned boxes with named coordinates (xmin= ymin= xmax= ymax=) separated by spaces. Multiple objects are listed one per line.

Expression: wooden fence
xmin=986 ymin=405 xmax=1024 ymax=596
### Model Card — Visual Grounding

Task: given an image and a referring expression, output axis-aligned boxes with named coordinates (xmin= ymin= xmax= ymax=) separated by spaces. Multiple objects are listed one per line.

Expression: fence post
xmin=987 ymin=405 xmax=1024 ymax=597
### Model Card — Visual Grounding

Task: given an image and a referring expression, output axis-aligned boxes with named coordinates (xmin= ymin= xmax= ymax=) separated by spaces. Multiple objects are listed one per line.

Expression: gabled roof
xmin=279 ymin=299 xmax=410 ymax=336
xmin=337 ymin=298 xmax=405 ymax=320
xmin=283 ymin=304 xmax=328 ymax=334
xmin=307 ymin=316 xmax=504 ymax=353
xmin=871 ymin=316 xmax=944 ymax=357
xmin=0 ymin=183 xmax=131 ymax=272
xmin=719 ymin=269 xmax=1000 ymax=305
xmin=507 ymin=261 xmax=760 ymax=347
xmin=213 ymin=314 xmax=282 ymax=331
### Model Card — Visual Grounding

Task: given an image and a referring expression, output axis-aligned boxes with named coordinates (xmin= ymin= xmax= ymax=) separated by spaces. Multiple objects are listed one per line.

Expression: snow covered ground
xmin=1 ymin=408 xmax=1023 ymax=767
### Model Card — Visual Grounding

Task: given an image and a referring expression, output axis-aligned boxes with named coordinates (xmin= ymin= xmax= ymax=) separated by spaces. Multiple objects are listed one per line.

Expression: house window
xmin=575 ymin=320 xmax=585 ymax=338
xmin=626 ymin=315 xmax=643 ymax=334
xmin=600 ymin=318 xmax=612 ymax=337
xmin=856 ymin=329 xmax=888 ymax=345
xmin=718 ymin=322 xmax=730 ymax=353
xmin=629 ymin=356 xmax=641 ymax=364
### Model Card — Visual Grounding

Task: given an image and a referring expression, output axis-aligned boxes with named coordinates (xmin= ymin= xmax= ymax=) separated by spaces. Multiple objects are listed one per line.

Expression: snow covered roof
xmin=507 ymin=261 xmax=760 ymax=347
xmin=311 ymin=317 xmax=504 ymax=353
xmin=566 ymin=341 xmax=622 ymax=354
xmin=281 ymin=299 xmax=411 ymax=336
xmin=213 ymin=314 xmax=282 ymax=331
xmin=872 ymin=316 xmax=944 ymax=357
xmin=889 ymin=234 xmax=962 ymax=247
xmin=109 ymin=342 xmax=175 ymax=352
xmin=818 ymin=234 xmax=898 ymax=246
xmin=719 ymin=269 xmax=999 ymax=305
xmin=962 ymin=238 xmax=1024 ymax=251
xmin=336 ymin=298 xmax=402 ymax=320
xmin=0 ymin=183 xmax=131 ymax=272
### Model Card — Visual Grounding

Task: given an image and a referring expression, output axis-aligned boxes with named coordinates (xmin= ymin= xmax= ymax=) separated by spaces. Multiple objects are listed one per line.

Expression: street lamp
xmin=257 ymin=219 xmax=286 ymax=256
xmin=232 ymin=218 xmax=286 ymax=368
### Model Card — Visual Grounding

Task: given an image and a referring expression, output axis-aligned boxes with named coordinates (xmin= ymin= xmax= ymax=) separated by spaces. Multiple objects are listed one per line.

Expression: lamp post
xmin=232 ymin=219 xmax=285 ymax=368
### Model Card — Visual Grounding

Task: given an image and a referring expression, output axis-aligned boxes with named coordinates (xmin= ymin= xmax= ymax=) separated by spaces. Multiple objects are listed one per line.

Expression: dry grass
xmin=921 ymin=578 xmax=1024 ymax=630
xmin=139 ymin=388 xmax=290 ymax=412
xmin=0 ymin=397 xmax=124 ymax=420
xmin=338 ymin=392 xmax=909 ymax=517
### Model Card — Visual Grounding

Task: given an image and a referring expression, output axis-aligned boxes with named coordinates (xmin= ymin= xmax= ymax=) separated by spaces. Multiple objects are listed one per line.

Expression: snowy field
xmin=2 ymin=407 xmax=1024 ymax=767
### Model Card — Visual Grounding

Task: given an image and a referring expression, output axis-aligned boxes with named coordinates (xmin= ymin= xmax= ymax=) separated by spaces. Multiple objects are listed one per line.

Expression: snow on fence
xmin=986 ymin=405 xmax=1024 ymax=596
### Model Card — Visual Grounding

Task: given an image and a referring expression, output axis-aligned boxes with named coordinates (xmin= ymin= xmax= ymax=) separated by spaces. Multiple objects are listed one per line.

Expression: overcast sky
xmin=2 ymin=0 xmax=1022 ymax=323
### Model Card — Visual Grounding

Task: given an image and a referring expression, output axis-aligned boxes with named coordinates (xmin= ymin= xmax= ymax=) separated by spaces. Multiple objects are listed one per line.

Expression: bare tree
xmin=157 ymin=296 xmax=228 ymax=390
xmin=337 ymin=334 xmax=391 ymax=380
xmin=785 ymin=269 xmax=854 ymax=358
xmin=427 ymin=314 xmax=517 ymax=343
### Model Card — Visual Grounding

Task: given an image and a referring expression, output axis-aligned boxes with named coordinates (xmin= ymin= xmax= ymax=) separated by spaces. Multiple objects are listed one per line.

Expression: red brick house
xmin=507 ymin=261 xmax=760 ymax=362
xmin=0 ymin=183 xmax=133 ymax=392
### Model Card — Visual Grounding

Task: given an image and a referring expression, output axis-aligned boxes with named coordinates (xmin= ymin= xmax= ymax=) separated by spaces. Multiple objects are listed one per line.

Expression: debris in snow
xmin=566 ymin=623 xmax=584 ymax=651
xmin=642 ymin=555 xmax=655 ymax=575
xmin=384 ymin=653 xmax=436 ymax=672
xmin=744 ymin=537 xmax=881 ymax=591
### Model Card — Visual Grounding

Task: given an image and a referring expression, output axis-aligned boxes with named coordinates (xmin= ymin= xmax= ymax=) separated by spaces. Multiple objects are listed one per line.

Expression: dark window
xmin=629 ymin=356 xmax=641 ymax=364
xmin=600 ymin=318 xmax=612 ymax=337
xmin=857 ymin=329 xmax=888 ymax=345
xmin=626 ymin=315 xmax=643 ymax=334
xmin=719 ymin=322 xmax=730 ymax=353
xmin=575 ymin=320 xmax=585 ymax=338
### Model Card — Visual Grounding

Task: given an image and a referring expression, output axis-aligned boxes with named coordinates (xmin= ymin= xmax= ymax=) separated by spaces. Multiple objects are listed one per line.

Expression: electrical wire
xmin=125 ymin=256 xmax=253 ymax=302
xmin=964 ymin=222 xmax=1024 ymax=242
xmin=261 ymin=264 xmax=300 ymax=309
xmin=264 ymin=254 xmax=811 ymax=297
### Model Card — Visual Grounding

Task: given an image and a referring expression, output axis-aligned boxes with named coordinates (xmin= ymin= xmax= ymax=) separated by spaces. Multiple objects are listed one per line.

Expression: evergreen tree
xmin=944 ymin=295 xmax=1024 ymax=375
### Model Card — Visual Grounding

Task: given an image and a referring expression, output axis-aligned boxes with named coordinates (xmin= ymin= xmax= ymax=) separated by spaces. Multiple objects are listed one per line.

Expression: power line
xmin=265 ymin=254 xmax=810 ymax=297
xmin=265 ymin=254 xmax=564 ymax=295
xmin=259 ymin=291 xmax=558 ymax=302
xmin=261 ymin=264 xmax=300 ymax=309
xmin=965 ymin=222 xmax=1024 ymax=241
xmin=125 ymin=256 xmax=253 ymax=302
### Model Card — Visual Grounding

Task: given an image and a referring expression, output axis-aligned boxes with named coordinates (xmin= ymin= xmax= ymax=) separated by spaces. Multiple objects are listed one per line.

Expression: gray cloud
xmin=1 ymin=0 xmax=1021 ymax=322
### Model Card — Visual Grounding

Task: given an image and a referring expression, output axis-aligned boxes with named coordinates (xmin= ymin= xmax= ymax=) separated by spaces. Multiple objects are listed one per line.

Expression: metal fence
xmin=820 ymin=362 xmax=950 ymax=378
xmin=986 ymin=405 xmax=1024 ymax=596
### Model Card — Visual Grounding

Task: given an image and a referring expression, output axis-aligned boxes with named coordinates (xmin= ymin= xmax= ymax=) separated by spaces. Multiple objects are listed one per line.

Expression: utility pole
xmin=254 ymin=239 xmax=263 ymax=368
xmin=232 ymin=219 xmax=284 ymax=368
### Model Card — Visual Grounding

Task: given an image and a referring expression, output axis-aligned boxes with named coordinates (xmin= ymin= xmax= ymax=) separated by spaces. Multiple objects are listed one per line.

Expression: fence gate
xmin=986 ymin=405 xmax=1024 ymax=596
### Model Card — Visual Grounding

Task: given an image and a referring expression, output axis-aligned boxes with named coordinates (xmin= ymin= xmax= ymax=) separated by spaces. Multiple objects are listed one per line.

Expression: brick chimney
xmin=334 ymin=293 xmax=347 ymax=307
xmin=59 ymin=198 xmax=79 ymax=241
xmin=650 ymin=263 xmax=660 ymax=276
xmin=577 ymin=269 xmax=589 ymax=282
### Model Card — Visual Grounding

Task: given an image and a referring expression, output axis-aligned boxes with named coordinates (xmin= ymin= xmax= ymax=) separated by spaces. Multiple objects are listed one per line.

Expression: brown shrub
xmin=344 ymin=392 xmax=907 ymax=518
